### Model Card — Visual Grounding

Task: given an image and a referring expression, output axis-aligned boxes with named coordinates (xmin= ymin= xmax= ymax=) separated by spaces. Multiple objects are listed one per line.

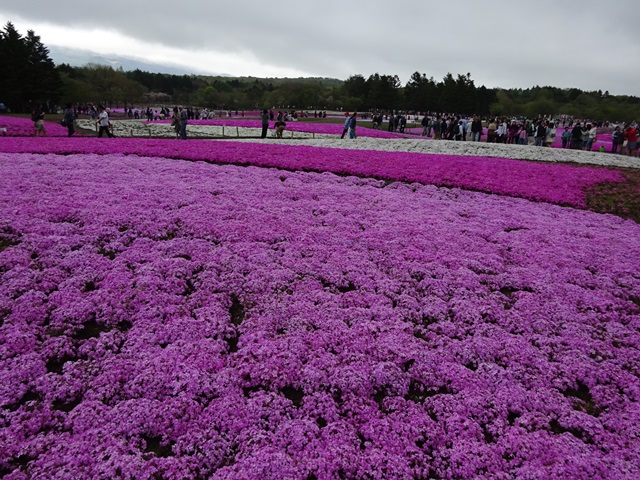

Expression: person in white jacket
xmin=95 ymin=105 xmax=114 ymax=138
xmin=585 ymin=124 xmax=597 ymax=150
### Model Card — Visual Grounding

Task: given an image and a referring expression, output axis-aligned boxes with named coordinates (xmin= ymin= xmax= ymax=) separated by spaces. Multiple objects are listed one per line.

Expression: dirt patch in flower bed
xmin=585 ymin=169 xmax=640 ymax=222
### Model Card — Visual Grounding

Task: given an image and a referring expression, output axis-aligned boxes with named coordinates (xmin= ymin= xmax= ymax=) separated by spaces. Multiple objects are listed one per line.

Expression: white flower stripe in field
xmin=76 ymin=120 xmax=640 ymax=169
xmin=234 ymin=137 xmax=640 ymax=169
xmin=76 ymin=119 xmax=334 ymax=139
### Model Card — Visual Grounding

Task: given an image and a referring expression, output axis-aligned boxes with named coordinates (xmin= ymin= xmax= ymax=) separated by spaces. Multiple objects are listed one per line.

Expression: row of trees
xmin=1 ymin=22 xmax=638 ymax=121
xmin=341 ymin=72 xmax=495 ymax=114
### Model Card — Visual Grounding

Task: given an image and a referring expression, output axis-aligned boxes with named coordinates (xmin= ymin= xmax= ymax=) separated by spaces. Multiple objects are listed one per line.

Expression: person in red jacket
xmin=624 ymin=125 xmax=638 ymax=157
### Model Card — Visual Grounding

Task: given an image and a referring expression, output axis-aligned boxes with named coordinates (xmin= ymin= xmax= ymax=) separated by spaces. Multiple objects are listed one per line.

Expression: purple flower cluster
xmin=0 ymin=137 xmax=623 ymax=208
xmin=1 ymin=152 xmax=639 ymax=479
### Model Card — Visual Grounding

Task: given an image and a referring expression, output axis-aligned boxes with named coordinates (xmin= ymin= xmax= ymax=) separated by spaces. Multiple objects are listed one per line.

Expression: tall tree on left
xmin=0 ymin=22 xmax=61 ymax=113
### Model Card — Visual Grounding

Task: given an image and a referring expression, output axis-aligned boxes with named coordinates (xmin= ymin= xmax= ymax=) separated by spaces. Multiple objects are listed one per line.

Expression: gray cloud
xmin=1 ymin=0 xmax=639 ymax=95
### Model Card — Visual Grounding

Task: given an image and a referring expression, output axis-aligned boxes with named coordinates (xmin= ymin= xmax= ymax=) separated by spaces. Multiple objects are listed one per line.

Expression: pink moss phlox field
xmin=1 ymin=152 xmax=639 ymax=479
xmin=0 ymin=137 xmax=623 ymax=208
xmin=0 ymin=116 xmax=88 ymax=137
xmin=147 ymin=119 xmax=408 ymax=138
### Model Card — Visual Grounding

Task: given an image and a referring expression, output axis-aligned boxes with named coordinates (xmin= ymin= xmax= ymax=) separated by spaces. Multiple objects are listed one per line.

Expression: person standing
xmin=32 ymin=103 xmax=46 ymax=137
xmin=340 ymin=112 xmax=350 ymax=139
xmin=171 ymin=107 xmax=181 ymax=139
xmin=63 ymin=103 xmax=75 ymax=137
xmin=179 ymin=107 xmax=188 ymax=139
xmin=534 ymin=121 xmax=546 ymax=146
xmin=421 ymin=115 xmax=429 ymax=136
xmin=507 ymin=121 xmax=518 ymax=144
xmin=570 ymin=123 xmax=583 ymax=150
xmin=624 ymin=125 xmax=638 ymax=157
xmin=560 ymin=127 xmax=572 ymax=149
xmin=433 ymin=116 xmax=442 ymax=139
xmin=470 ymin=115 xmax=482 ymax=142
xmin=486 ymin=118 xmax=497 ymax=143
xmin=96 ymin=105 xmax=114 ymax=138
xmin=348 ymin=112 xmax=357 ymax=139
xmin=611 ymin=126 xmax=623 ymax=154
xmin=454 ymin=120 xmax=464 ymax=141
xmin=399 ymin=115 xmax=407 ymax=133
xmin=585 ymin=123 xmax=597 ymax=151
xmin=496 ymin=118 xmax=508 ymax=143
xmin=544 ymin=122 xmax=556 ymax=147
xmin=517 ymin=124 xmax=528 ymax=145
xmin=261 ymin=109 xmax=269 ymax=138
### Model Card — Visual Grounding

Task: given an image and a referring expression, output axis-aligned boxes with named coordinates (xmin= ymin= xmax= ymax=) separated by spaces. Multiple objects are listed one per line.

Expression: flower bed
xmin=0 ymin=137 xmax=624 ymax=208
xmin=1 ymin=152 xmax=639 ymax=479
xmin=0 ymin=116 xmax=89 ymax=137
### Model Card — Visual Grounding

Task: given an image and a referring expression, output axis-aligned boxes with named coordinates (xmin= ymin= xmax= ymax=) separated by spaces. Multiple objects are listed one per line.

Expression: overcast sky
xmin=1 ymin=1 xmax=639 ymax=96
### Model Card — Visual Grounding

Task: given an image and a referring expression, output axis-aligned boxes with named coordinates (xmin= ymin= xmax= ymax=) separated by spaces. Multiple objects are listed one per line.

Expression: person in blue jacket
xmin=348 ymin=112 xmax=357 ymax=139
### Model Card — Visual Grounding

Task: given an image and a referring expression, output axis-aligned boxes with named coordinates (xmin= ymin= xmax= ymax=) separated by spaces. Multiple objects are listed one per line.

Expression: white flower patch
xmin=75 ymin=120 xmax=640 ymax=170
xmin=76 ymin=120 xmax=335 ymax=140
xmin=234 ymin=137 xmax=640 ymax=169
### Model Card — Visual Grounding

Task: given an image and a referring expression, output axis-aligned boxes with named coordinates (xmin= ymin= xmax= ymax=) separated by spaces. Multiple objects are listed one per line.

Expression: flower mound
xmin=1 ymin=152 xmax=639 ymax=479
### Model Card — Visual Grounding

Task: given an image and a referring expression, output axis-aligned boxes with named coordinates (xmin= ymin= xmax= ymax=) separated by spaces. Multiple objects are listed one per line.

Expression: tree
xmin=366 ymin=73 xmax=400 ymax=111
xmin=404 ymin=72 xmax=437 ymax=112
xmin=343 ymin=75 xmax=368 ymax=101
xmin=0 ymin=22 xmax=61 ymax=112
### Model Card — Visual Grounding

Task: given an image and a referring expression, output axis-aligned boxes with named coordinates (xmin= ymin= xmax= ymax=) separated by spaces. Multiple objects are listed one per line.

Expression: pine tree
xmin=0 ymin=22 xmax=61 ymax=112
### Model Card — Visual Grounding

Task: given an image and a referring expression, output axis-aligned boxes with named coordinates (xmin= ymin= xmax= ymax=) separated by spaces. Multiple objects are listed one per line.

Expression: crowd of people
xmin=364 ymin=111 xmax=639 ymax=156
xmin=24 ymin=102 xmax=640 ymax=156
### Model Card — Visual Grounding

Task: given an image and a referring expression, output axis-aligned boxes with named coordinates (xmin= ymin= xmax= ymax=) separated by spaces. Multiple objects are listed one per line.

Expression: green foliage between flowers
xmin=586 ymin=171 xmax=640 ymax=223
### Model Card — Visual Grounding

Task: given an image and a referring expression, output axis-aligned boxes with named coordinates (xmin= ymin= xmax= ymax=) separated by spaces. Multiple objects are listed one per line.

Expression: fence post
xmin=222 ymin=126 xmax=225 ymax=137
xmin=236 ymin=127 xmax=239 ymax=137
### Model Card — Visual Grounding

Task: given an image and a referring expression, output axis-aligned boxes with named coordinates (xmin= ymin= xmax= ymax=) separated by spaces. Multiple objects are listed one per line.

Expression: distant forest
xmin=1 ymin=22 xmax=639 ymax=121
